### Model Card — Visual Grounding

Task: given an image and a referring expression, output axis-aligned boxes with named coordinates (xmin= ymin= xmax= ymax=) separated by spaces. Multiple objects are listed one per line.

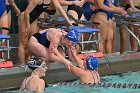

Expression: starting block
xmin=77 ymin=52 xmax=103 ymax=60
xmin=0 ymin=61 xmax=13 ymax=68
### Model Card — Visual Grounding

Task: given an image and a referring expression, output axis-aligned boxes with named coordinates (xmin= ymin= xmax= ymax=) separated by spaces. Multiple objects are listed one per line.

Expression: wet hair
xmin=27 ymin=57 xmax=44 ymax=70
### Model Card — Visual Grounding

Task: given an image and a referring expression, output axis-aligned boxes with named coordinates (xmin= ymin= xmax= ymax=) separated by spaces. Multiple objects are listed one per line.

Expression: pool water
xmin=6 ymin=71 xmax=140 ymax=93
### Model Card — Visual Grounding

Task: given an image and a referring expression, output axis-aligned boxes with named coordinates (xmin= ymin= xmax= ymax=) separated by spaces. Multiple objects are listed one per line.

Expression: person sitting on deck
xmin=28 ymin=28 xmax=79 ymax=70
xmin=19 ymin=57 xmax=48 ymax=93
xmin=68 ymin=46 xmax=100 ymax=84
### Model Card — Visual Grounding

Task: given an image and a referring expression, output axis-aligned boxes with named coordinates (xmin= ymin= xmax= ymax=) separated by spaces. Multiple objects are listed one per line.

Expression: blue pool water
xmin=6 ymin=71 xmax=140 ymax=93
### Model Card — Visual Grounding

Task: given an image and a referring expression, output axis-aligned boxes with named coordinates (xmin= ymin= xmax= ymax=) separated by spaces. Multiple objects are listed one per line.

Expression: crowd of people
xmin=0 ymin=0 xmax=140 ymax=92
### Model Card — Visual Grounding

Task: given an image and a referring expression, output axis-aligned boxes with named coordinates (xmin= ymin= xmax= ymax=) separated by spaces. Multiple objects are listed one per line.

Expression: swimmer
xmin=19 ymin=57 xmax=48 ymax=93
xmin=28 ymin=28 xmax=79 ymax=70
xmin=18 ymin=0 xmax=74 ymax=65
xmin=69 ymin=46 xmax=100 ymax=84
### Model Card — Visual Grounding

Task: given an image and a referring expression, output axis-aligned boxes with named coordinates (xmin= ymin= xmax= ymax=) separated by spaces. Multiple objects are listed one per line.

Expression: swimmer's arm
xmin=129 ymin=0 xmax=135 ymax=8
xmin=70 ymin=46 xmax=85 ymax=69
xmin=9 ymin=0 xmax=20 ymax=16
xmin=49 ymin=36 xmax=64 ymax=62
xmin=52 ymin=0 xmax=72 ymax=25
xmin=70 ymin=66 xmax=86 ymax=77
xmin=72 ymin=53 xmax=85 ymax=69
xmin=97 ymin=0 xmax=115 ymax=12
xmin=36 ymin=79 xmax=45 ymax=93
xmin=49 ymin=36 xmax=72 ymax=65
xmin=109 ymin=1 xmax=127 ymax=14
xmin=24 ymin=0 xmax=39 ymax=28
xmin=109 ymin=1 xmax=117 ymax=8
xmin=89 ymin=0 xmax=96 ymax=11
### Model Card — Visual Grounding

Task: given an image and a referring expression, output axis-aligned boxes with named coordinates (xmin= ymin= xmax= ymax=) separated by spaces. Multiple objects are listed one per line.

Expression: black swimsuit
xmin=29 ymin=0 xmax=56 ymax=24
xmin=33 ymin=31 xmax=50 ymax=48
xmin=67 ymin=0 xmax=84 ymax=19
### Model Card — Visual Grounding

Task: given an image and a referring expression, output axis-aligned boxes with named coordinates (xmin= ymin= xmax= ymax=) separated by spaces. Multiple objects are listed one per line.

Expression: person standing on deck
xmin=126 ymin=0 xmax=140 ymax=52
xmin=117 ymin=0 xmax=140 ymax=54
xmin=91 ymin=0 xmax=127 ymax=54
xmin=0 ymin=0 xmax=20 ymax=31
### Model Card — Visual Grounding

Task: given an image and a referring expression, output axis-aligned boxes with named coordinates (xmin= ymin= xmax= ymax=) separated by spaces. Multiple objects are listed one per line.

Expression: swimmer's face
xmin=65 ymin=39 xmax=74 ymax=46
xmin=39 ymin=61 xmax=48 ymax=77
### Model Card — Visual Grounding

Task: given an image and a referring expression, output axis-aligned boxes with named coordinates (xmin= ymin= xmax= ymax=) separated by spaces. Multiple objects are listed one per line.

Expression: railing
xmin=114 ymin=12 xmax=140 ymax=47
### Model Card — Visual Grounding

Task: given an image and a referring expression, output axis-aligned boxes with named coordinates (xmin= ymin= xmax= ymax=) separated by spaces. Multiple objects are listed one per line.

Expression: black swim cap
xmin=27 ymin=57 xmax=44 ymax=70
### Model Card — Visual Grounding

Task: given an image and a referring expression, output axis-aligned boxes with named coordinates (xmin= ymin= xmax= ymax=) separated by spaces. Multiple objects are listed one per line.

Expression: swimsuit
xmin=19 ymin=77 xmax=36 ymax=93
xmin=30 ymin=0 xmax=56 ymax=24
xmin=93 ymin=0 xmax=113 ymax=20
xmin=16 ymin=0 xmax=29 ymax=12
xmin=33 ymin=31 xmax=50 ymax=48
xmin=0 ymin=0 xmax=6 ymax=18
xmin=90 ymin=70 xmax=100 ymax=84
xmin=83 ymin=1 xmax=92 ymax=21
xmin=67 ymin=0 xmax=84 ymax=19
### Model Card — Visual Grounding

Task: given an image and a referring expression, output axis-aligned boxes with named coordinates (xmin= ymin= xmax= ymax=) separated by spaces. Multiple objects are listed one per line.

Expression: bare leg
xmin=18 ymin=12 xmax=28 ymax=65
xmin=119 ymin=25 xmax=126 ymax=54
xmin=28 ymin=36 xmax=50 ymax=62
xmin=92 ymin=12 xmax=108 ymax=54
xmin=130 ymin=27 xmax=139 ymax=51
xmin=18 ymin=13 xmax=38 ymax=65
xmin=106 ymin=19 xmax=114 ymax=54
xmin=112 ymin=18 xmax=116 ymax=53
xmin=1 ymin=10 xmax=11 ymax=59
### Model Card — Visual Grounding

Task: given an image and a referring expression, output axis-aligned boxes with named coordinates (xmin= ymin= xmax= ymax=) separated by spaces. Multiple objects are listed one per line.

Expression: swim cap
xmin=27 ymin=57 xmax=43 ymax=70
xmin=66 ymin=30 xmax=79 ymax=43
xmin=85 ymin=56 xmax=99 ymax=70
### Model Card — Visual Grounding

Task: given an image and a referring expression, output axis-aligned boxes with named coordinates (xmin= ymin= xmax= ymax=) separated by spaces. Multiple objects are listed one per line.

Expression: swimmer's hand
xmin=64 ymin=60 xmax=74 ymax=71
xmin=73 ymin=0 xmax=83 ymax=7
xmin=116 ymin=7 xmax=127 ymax=15
xmin=70 ymin=46 xmax=77 ymax=57
xmin=68 ymin=65 xmax=76 ymax=73
xmin=15 ymin=7 xmax=20 ymax=16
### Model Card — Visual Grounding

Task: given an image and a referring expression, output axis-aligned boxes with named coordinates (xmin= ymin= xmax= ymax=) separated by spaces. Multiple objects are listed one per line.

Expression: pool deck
xmin=0 ymin=51 xmax=140 ymax=89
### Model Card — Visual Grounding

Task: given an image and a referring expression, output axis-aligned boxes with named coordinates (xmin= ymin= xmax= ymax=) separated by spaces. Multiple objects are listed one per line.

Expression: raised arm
xmin=70 ymin=46 xmax=85 ymax=69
